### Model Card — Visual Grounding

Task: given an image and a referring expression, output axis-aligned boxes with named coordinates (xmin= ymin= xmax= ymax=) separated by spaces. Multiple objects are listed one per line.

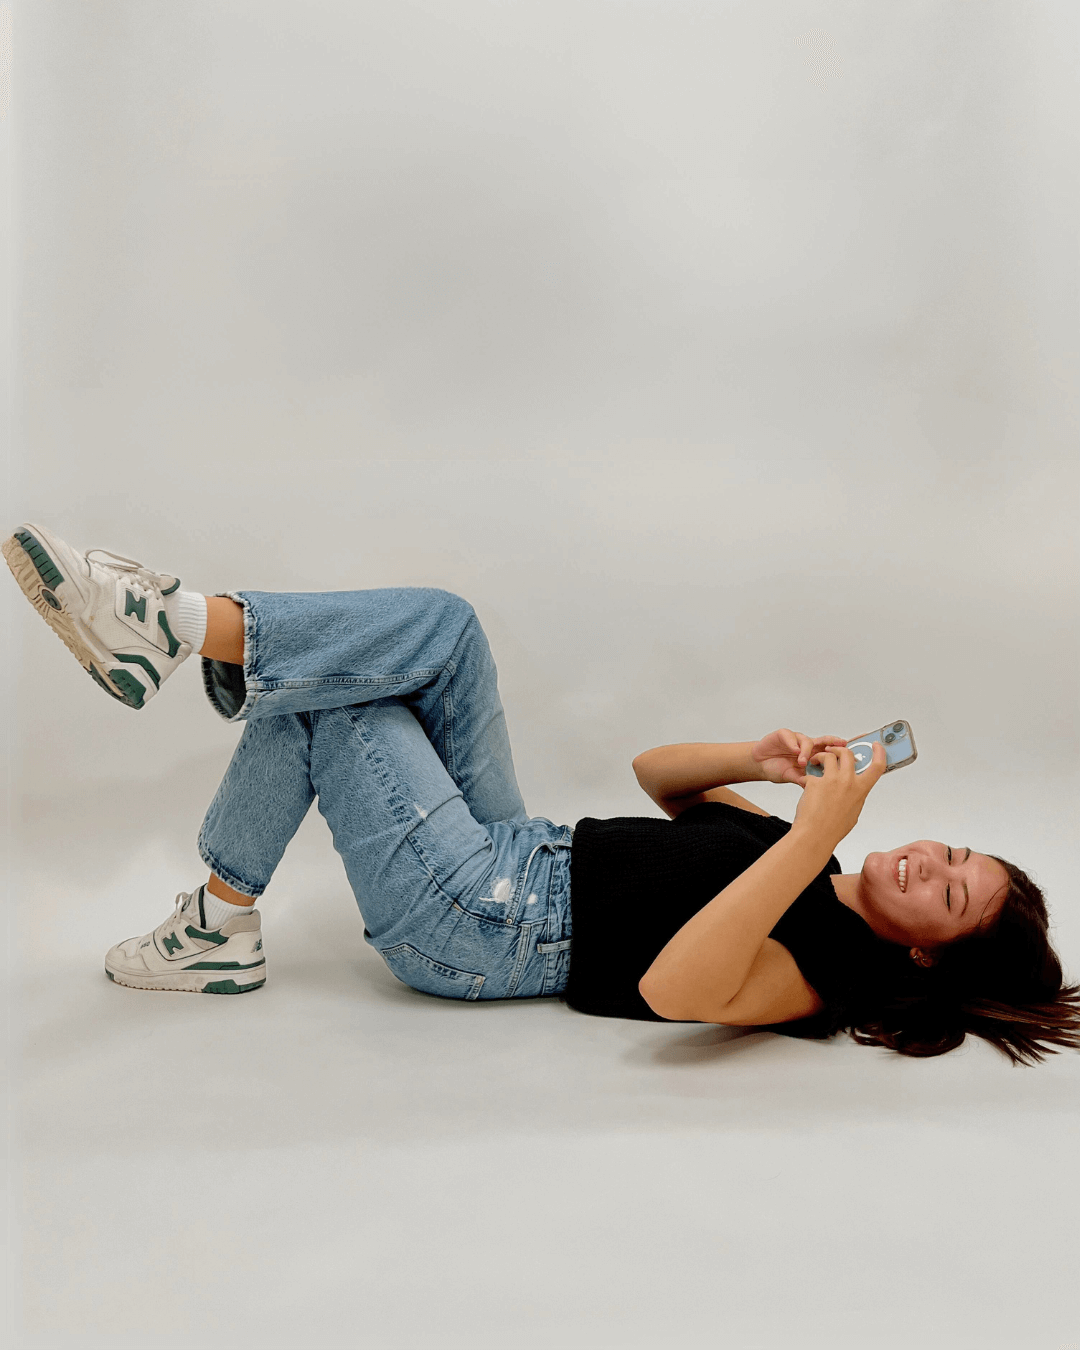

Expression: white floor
xmin=13 ymin=791 xmax=1080 ymax=1350
xmin=9 ymin=0 xmax=1078 ymax=1338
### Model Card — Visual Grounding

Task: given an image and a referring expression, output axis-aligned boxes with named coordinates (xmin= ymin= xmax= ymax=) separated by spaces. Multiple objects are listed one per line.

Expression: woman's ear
xmin=909 ymin=947 xmax=939 ymax=968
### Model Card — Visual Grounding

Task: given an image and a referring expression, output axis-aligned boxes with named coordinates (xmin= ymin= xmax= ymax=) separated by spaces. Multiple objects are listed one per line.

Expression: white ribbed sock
xmin=201 ymin=884 xmax=255 ymax=930
xmin=172 ymin=591 xmax=208 ymax=654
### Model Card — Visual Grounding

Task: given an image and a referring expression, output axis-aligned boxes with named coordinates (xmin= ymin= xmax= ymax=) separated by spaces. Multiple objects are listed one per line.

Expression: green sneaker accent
xmin=105 ymin=970 xmax=115 ymax=981
xmin=201 ymin=978 xmax=266 ymax=994
xmin=160 ymin=578 xmax=181 ymax=596
xmin=41 ymin=589 xmax=62 ymax=610
xmin=124 ymin=590 xmax=147 ymax=623
xmin=185 ymin=925 xmax=228 ymax=945
xmin=115 ymin=651 xmax=160 ymax=687
xmin=185 ymin=959 xmax=266 ymax=971
xmin=157 ymin=609 xmax=181 ymax=658
xmin=90 ymin=666 xmax=126 ymax=703
xmin=90 ymin=665 xmax=146 ymax=708
xmin=162 ymin=932 xmax=183 ymax=955
xmin=14 ymin=530 xmax=64 ymax=588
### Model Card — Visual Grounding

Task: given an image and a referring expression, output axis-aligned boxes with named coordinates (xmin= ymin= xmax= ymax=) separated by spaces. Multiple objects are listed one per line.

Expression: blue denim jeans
xmin=195 ymin=588 xmax=573 ymax=1001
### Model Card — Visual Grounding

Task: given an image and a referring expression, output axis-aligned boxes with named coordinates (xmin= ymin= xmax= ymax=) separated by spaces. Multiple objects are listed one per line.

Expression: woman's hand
xmin=792 ymin=742 xmax=887 ymax=848
xmin=751 ymin=729 xmax=850 ymax=787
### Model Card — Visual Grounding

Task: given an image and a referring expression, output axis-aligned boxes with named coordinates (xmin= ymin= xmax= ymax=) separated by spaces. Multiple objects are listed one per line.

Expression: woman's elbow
xmin=632 ymin=752 xmax=664 ymax=802
xmin=638 ymin=971 xmax=689 ymax=1021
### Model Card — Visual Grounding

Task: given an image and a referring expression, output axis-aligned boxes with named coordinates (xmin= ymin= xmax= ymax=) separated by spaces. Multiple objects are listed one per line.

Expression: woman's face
xmin=855 ymin=841 xmax=1010 ymax=950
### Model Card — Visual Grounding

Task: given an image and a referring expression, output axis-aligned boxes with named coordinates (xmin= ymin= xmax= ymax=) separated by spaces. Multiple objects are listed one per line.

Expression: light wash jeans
xmin=196 ymin=588 xmax=573 ymax=1001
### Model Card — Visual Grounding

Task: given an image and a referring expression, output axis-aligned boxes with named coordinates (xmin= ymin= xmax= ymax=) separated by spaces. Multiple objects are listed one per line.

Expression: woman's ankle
xmin=200 ymin=597 xmax=245 ymax=664
xmin=206 ymin=873 xmax=256 ymax=907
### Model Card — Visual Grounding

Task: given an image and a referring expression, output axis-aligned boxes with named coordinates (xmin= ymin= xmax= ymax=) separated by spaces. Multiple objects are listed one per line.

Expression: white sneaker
xmin=105 ymin=888 xmax=266 ymax=994
xmin=3 ymin=521 xmax=193 ymax=710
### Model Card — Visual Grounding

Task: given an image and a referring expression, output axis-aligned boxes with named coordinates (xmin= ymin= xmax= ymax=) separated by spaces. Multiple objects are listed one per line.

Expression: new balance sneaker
xmin=105 ymin=887 xmax=266 ymax=994
xmin=3 ymin=522 xmax=192 ymax=709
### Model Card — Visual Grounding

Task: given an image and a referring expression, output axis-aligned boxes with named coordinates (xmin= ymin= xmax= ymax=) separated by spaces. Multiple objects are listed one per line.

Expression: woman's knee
xmin=420 ymin=589 xmax=483 ymax=653
xmin=425 ymin=588 xmax=476 ymax=624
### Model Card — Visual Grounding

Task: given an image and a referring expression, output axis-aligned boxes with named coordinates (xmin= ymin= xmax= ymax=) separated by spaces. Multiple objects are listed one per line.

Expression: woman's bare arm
xmin=632 ymin=742 xmax=766 ymax=806
xmin=632 ymin=730 xmax=851 ymax=810
xmin=639 ymin=742 xmax=887 ymax=1023
xmin=710 ymin=939 xmax=825 ymax=1025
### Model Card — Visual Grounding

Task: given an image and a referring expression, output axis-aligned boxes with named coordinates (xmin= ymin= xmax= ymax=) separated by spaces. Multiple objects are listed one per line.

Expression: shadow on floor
xmin=645 ymin=1024 xmax=764 ymax=1063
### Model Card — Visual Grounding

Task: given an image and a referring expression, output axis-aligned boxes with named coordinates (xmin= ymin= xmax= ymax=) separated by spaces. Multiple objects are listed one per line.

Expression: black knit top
xmin=565 ymin=800 xmax=906 ymax=1037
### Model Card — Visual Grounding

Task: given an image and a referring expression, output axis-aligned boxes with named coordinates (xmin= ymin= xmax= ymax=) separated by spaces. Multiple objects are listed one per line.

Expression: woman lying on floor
xmin=7 ymin=521 xmax=1079 ymax=1064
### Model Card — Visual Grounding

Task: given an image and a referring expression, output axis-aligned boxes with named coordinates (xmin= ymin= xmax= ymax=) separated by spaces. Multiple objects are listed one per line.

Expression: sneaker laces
xmin=153 ymin=891 xmax=194 ymax=939
xmin=87 ymin=548 xmax=169 ymax=602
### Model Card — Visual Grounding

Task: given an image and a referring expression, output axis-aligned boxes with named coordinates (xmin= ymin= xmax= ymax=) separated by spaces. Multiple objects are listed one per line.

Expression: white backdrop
xmin=5 ymin=3 xmax=1079 ymax=1348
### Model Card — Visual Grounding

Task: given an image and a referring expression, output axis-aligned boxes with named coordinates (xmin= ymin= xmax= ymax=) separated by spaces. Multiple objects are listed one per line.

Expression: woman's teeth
xmin=898 ymin=856 xmax=908 ymax=892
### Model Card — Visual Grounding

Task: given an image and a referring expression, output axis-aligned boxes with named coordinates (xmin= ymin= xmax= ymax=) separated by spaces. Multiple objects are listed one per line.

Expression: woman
xmin=7 ymin=521 xmax=1079 ymax=1064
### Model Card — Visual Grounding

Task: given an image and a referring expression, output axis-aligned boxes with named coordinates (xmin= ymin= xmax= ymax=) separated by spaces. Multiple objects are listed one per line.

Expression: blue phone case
xmin=804 ymin=720 xmax=918 ymax=776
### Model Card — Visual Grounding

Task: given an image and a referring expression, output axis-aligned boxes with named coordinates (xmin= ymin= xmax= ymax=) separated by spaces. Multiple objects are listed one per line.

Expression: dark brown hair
xmin=848 ymin=857 xmax=1080 ymax=1064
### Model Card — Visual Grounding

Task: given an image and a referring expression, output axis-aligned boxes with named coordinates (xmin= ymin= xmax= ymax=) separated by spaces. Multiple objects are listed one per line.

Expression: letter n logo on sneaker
xmin=124 ymin=590 xmax=147 ymax=623
xmin=162 ymin=931 xmax=184 ymax=955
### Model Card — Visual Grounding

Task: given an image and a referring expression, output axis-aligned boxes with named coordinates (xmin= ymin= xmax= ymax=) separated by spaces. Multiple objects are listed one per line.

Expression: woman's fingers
xmin=796 ymin=740 xmax=884 ymax=846
xmin=818 ymin=741 xmax=886 ymax=787
xmin=809 ymin=734 xmax=848 ymax=756
xmin=864 ymin=739 xmax=888 ymax=784
xmin=790 ymin=731 xmax=848 ymax=769
xmin=812 ymin=744 xmax=854 ymax=775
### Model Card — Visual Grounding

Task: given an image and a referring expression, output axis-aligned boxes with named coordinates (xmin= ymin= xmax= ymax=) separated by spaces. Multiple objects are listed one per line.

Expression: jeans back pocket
xmin=379 ymin=943 xmax=485 ymax=1001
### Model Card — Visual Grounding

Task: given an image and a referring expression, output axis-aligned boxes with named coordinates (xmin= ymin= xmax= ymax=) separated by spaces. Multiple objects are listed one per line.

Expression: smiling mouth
xmin=897 ymin=856 xmax=908 ymax=893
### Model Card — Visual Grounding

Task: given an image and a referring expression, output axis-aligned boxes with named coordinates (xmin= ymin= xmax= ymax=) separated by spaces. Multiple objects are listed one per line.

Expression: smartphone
xmin=804 ymin=720 xmax=918 ymax=777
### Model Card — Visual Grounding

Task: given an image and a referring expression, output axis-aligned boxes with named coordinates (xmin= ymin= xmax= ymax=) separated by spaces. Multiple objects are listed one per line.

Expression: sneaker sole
xmin=105 ymin=968 xmax=266 ymax=994
xmin=3 ymin=527 xmax=148 ymax=709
